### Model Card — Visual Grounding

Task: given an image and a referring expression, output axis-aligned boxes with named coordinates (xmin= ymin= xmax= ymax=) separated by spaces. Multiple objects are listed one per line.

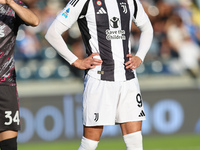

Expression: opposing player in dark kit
xmin=0 ymin=0 xmax=39 ymax=149
xmin=46 ymin=0 xmax=153 ymax=149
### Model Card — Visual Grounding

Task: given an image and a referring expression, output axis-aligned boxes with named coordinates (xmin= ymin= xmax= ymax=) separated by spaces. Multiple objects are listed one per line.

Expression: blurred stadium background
xmin=14 ymin=0 xmax=200 ymax=149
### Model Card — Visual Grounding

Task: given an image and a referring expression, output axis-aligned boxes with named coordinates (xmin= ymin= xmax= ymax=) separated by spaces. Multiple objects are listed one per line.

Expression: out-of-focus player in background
xmin=45 ymin=0 xmax=153 ymax=149
xmin=0 ymin=0 xmax=39 ymax=149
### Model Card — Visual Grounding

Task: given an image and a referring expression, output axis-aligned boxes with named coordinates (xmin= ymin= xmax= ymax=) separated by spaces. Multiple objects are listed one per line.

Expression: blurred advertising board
xmin=17 ymin=84 xmax=200 ymax=143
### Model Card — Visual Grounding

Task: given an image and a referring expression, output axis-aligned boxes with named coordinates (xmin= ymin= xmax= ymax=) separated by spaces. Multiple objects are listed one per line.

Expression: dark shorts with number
xmin=0 ymin=86 xmax=20 ymax=132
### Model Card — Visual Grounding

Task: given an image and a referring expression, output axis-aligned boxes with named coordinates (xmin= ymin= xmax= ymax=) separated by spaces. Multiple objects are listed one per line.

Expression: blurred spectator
xmin=15 ymin=26 xmax=41 ymax=60
xmin=165 ymin=13 xmax=200 ymax=78
xmin=176 ymin=0 xmax=200 ymax=45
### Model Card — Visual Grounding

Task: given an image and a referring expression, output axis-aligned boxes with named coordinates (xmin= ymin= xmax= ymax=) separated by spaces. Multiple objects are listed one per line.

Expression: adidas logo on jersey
xmin=139 ymin=110 xmax=145 ymax=117
xmin=97 ymin=7 xmax=107 ymax=14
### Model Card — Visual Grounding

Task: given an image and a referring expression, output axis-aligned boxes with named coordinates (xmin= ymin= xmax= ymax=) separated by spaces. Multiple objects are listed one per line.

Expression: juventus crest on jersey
xmin=57 ymin=0 xmax=149 ymax=81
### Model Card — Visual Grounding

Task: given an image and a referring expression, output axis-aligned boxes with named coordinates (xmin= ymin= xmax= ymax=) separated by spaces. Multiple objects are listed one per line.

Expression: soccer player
xmin=0 ymin=0 xmax=39 ymax=149
xmin=45 ymin=0 xmax=153 ymax=149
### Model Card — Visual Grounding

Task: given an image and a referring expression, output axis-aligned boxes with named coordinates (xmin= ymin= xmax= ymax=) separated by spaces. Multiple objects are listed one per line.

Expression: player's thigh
xmin=0 ymin=86 xmax=20 ymax=133
xmin=120 ymin=121 xmax=142 ymax=135
xmin=0 ymin=130 xmax=18 ymax=141
xmin=116 ymin=78 xmax=146 ymax=123
xmin=83 ymin=75 xmax=120 ymax=126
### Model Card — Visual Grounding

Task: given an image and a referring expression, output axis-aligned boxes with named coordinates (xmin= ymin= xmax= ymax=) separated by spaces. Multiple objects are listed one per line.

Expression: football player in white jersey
xmin=45 ymin=0 xmax=153 ymax=149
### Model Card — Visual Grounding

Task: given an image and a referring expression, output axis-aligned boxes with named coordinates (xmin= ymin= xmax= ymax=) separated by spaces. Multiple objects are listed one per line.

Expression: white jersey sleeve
xmin=136 ymin=20 xmax=153 ymax=61
xmin=132 ymin=0 xmax=153 ymax=61
xmin=132 ymin=0 xmax=149 ymax=27
xmin=45 ymin=0 xmax=88 ymax=65
xmin=45 ymin=20 xmax=78 ymax=64
xmin=56 ymin=0 xmax=88 ymax=28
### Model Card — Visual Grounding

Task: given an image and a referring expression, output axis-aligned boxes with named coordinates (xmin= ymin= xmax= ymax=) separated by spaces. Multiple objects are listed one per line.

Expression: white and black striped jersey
xmin=57 ymin=0 xmax=150 ymax=81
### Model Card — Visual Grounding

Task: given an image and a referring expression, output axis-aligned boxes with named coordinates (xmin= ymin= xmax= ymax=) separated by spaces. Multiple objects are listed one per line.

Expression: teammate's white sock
xmin=78 ymin=136 xmax=99 ymax=150
xmin=123 ymin=131 xmax=143 ymax=150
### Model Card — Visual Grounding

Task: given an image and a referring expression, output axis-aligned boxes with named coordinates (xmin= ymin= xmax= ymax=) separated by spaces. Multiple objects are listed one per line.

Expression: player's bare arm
xmin=125 ymin=54 xmax=142 ymax=69
xmin=0 ymin=0 xmax=39 ymax=26
xmin=0 ymin=0 xmax=10 ymax=4
xmin=72 ymin=53 xmax=103 ymax=70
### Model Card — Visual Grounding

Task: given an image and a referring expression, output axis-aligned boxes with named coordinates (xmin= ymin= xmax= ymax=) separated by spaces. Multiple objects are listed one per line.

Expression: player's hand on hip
xmin=72 ymin=53 xmax=103 ymax=70
xmin=125 ymin=54 xmax=142 ymax=69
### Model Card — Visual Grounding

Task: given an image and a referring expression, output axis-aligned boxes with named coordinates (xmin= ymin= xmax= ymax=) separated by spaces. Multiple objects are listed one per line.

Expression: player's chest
xmin=86 ymin=0 xmax=133 ymax=27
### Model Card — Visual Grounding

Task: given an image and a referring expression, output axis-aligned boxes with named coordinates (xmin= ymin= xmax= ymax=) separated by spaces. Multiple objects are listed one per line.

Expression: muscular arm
xmin=0 ymin=0 xmax=39 ymax=26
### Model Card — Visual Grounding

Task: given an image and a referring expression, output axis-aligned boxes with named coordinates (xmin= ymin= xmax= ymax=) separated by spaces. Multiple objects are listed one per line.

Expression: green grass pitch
xmin=18 ymin=134 xmax=200 ymax=150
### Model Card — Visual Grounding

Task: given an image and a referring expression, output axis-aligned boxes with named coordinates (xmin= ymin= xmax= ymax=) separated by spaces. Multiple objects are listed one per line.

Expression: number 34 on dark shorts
xmin=0 ymin=86 xmax=20 ymax=132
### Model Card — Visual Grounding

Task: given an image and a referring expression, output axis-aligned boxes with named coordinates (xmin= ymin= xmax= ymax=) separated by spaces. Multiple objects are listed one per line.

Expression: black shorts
xmin=0 ymin=86 xmax=20 ymax=132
